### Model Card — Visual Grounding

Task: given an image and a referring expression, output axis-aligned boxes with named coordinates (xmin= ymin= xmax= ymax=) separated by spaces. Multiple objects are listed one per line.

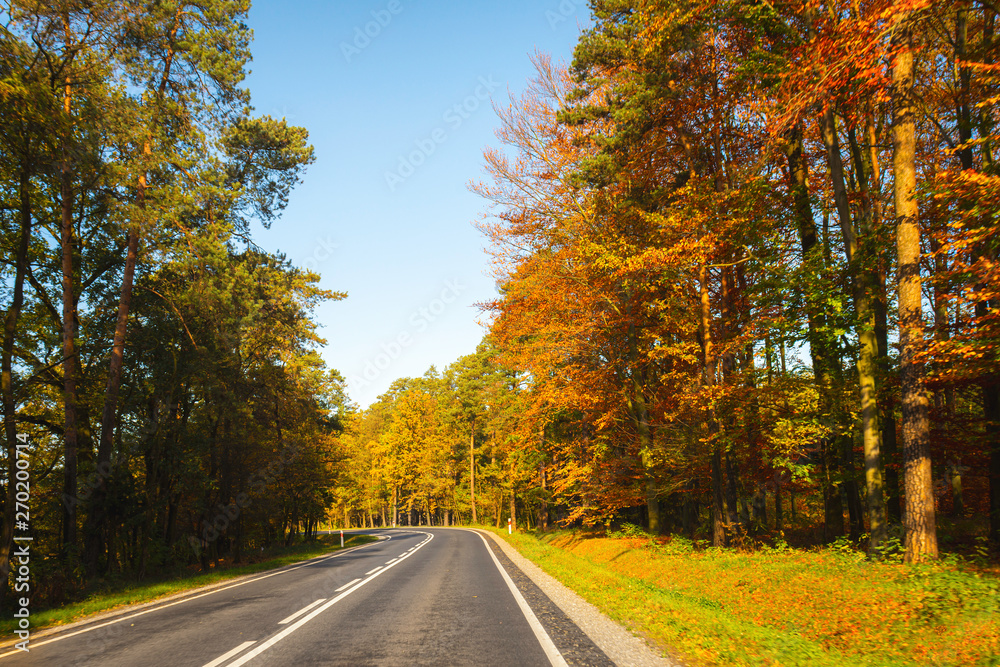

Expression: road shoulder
xmin=473 ymin=529 xmax=677 ymax=667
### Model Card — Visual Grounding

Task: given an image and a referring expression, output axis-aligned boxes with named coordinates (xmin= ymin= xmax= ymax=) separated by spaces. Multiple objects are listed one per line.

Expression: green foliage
xmin=222 ymin=115 xmax=316 ymax=227
xmin=608 ymin=521 xmax=648 ymax=538
xmin=910 ymin=565 xmax=1000 ymax=623
xmin=0 ymin=0 xmax=339 ymax=607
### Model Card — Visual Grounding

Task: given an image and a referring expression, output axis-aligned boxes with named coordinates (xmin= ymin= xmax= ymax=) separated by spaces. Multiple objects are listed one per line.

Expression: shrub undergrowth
xmin=491 ymin=528 xmax=1000 ymax=666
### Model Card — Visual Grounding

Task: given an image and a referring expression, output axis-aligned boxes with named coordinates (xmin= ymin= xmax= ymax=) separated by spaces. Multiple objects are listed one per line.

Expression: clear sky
xmin=243 ymin=1 xmax=592 ymax=408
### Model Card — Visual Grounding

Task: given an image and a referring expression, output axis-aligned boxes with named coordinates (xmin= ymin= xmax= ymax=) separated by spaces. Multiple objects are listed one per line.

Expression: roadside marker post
xmin=508 ymin=517 xmax=512 ymax=535
xmin=340 ymin=530 xmax=344 ymax=547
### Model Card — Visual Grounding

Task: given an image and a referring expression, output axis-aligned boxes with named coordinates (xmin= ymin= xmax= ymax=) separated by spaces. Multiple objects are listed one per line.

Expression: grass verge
xmin=1 ymin=534 xmax=378 ymax=639
xmin=486 ymin=528 xmax=1000 ymax=667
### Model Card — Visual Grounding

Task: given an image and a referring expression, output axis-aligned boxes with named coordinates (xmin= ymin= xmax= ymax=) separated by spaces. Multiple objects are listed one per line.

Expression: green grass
xmin=1 ymin=534 xmax=378 ymax=638
xmin=485 ymin=528 xmax=1000 ymax=667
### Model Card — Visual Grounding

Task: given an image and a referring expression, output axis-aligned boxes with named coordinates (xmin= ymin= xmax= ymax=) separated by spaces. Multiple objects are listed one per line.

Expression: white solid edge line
xmin=470 ymin=530 xmax=568 ymax=667
xmin=334 ymin=578 xmax=362 ymax=593
xmin=278 ymin=598 xmax=326 ymax=625
xmin=224 ymin=531 xmax=434 ymax=667
xmin=200 ymin=640 xmax=255 ymax=667
xmin=0 ymin=538 xmax=387 ymax=659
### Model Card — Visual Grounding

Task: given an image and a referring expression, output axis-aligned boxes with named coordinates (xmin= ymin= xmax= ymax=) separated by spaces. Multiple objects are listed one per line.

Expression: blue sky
xmin=244 ymin=1 xmax=592 ymax=407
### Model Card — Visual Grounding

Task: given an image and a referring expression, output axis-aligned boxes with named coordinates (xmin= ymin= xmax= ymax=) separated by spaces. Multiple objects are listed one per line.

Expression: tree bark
xmin=893 ymin=25 xmax=938 ymax=562
xmin=539 ymin=461 xmax=549 ymax=532
xmin=820 ymin=108 xmax=876 ymax=546
xmin=509 ymin=487 xmax=516 ymax=532
xmin=785 ymin=123 xmax=843 ymax=542
xmin=724 ymin=449 xmax=741 ymax=529
xmin=864 ymin=105 xmax=901 ymax=527
xmin=84 ymin=224 xmax=139 ymax=574
xmin=392 ymin=486 xmax=398 ymax=527
xmin=876 ymin=270 xmax=902 ymax=523
xmin=629 ymin=322 xmax=660 ymax=534
xmin=699 ymin=260 xmax=725 ymax=547
xmin=948 ymin=460 xmax=964 ymax=517
xmin=61 ymin=107 xmax=79 ymax=562
xmin=987 ymin=386 xmax=1000 ymax=546
xmin=848 ymin=122 xmax=889 ymax=552
xmin=774 ymin=471 xmax=783 ymax=532
xmin=469 ymin=424 xmax=476 ymax=524
xmin=711 ymin=446 xmax=726 ymax=547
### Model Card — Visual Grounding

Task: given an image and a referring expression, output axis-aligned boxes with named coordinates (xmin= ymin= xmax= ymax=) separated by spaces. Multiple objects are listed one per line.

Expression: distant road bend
xmin=0 ymin=528 xmax=624 ymax=666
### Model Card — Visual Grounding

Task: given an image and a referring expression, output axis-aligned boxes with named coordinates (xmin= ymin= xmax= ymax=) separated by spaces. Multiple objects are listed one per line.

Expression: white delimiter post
xmin=508 ymin=517 xmax=512 ymax=535
xmin=340 ymin=530 xmax=344 ymax=548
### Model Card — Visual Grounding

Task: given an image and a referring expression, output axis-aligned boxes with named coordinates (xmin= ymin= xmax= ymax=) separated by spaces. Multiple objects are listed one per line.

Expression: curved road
xmin=0 ymin=529 xmax=615 ymax=666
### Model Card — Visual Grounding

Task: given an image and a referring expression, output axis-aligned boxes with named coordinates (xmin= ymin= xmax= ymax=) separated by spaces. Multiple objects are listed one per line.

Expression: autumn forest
xmin=1 ymin=0 xmax=999 ymax=633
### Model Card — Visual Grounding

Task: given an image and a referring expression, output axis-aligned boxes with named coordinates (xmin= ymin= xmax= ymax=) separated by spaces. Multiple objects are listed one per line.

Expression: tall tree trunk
xmin=719 ymin=267 xmax=742 ymax=531
xmin=956 ymin=6 xmax=973 ymax=173
xmin=863 ymin=99 xmax=903 ymax=524
xmin=0 ymin=170 xmax=33 ymax=604
xmin=392 ymin=486 xmax=398 ymax=527
xmin=949 ymin=460 xmax=964 ymax=517
xmin=785 ymin=123 xmax=843 ymax=541
xmin=987 ymin=386 xmax=1000 ymax=547
xmin=84 ymin=225 xmax=139 ymax=574
xmin=819 ymin=108 xmax=855 ymax=254
xmin=893 ymin=24 xmax=938 ymax=562
xmin=630 ymin=322 xmax=660 ymax=534
xmin=61 ymin=105 xmax=79 ymax=563
xmin=861 ymin=104 xmax=902 ymax=524
xmin=848 ymin=123 xmax=889 ymax=552
xmin=774 ymin=471 xmax=783 ymax=532
xmin=859 ymin=303 xmax=888 ymax=551
xmin=752 ymin=482 xmax=767 ymax=528
xmin=876 ymin=270 xmax=902 ymax=523
xmin=82 ymin=13 xmax=182 ymax=571
xmin=823 ymin=457 xmax=846 ymax=541
xmin=711 ymin=447 xmax=726 ymax=546
xmin=643 ymin=472 xmax=660 ymax=534
xmin=469 ymin=424 xmax=476 ymax=524
xmin=509 ymin=486 xmax=516 ymax=532
xmin=641 ymin=419 xmax=661 ymax=535
xmin=724 ymin=450 xmax=741 ymax=529
xmin=971 ymin=1 xmax=1000 ymax=551
xmin=539 ymin=461 xmax=549 ymax=532
xmin=682 ymin=479 xmax=698 ymax=537
xmin=97 ymin=225 xmax=140 ymax=462
xmin=699 ymin=260 xmax=725 ymax=547
xmin=820 ymin=108 xmax=874 ymax=546
xmin=84 ymin=86 xmax=164 ymax=570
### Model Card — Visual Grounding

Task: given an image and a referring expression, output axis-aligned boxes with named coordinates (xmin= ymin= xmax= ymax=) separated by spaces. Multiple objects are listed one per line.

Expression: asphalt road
xmin=0 ymin=529 xmax=614 ymax=666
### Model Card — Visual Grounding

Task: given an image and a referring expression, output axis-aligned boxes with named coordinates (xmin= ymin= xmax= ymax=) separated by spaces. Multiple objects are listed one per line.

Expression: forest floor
xmin=488 ymin=527 xmax=1000 ymax=666
xmin=0 ymin=533 xmax=378 ymax=639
